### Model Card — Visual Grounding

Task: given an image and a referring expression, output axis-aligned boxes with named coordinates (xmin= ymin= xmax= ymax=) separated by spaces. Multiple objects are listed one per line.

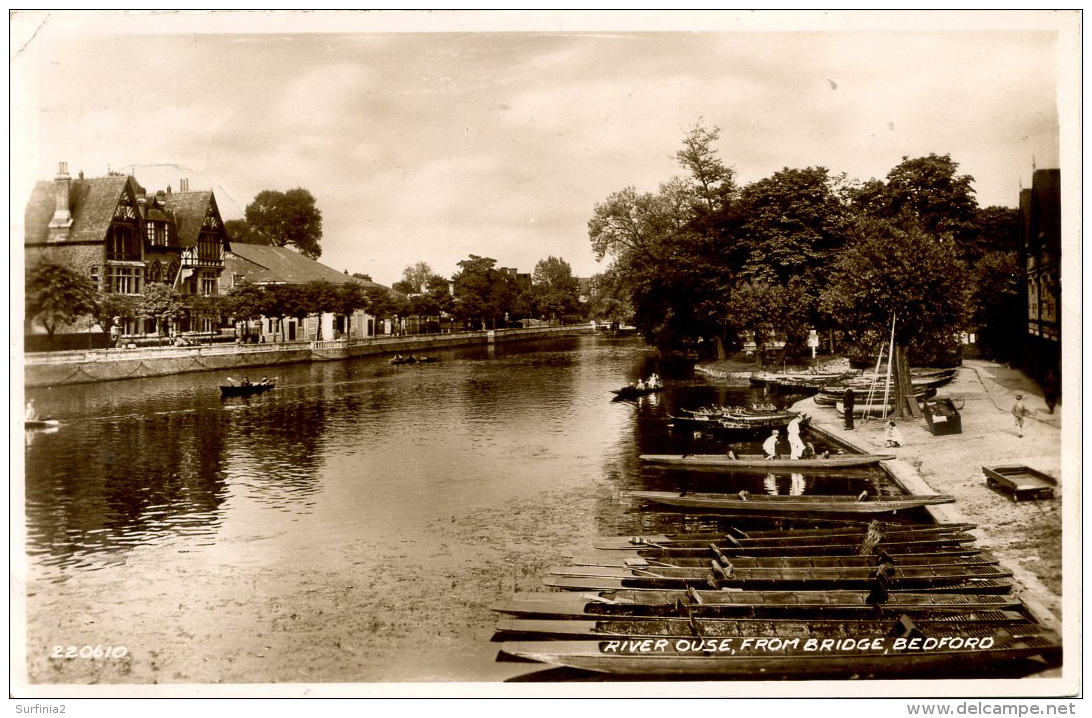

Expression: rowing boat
xmin=669 ymin=414 xmax=811 ymax=434
xmin=568 ymin=552 xmax=996 ymax=569
xmin=219 ymin=382 xmax=275 ymax=397
xmin=25 ymin=419 xmax=61 ymax=430
xmin=544 ymin=563 xmax=1012 ymax=592
xmin=611 ymin=386 xmax=664 ymax=401
xmin=491 ymin=589 xmax=1022 ymax=619
xmin=626 ymin=491 xmax=954 ymax=516
xmin=496 ymin=632 xmax=1060 ymax=677
xmin=493 ymin=612 xmax=1039 ymax=640
xmin=638 ymin=453 xmax=894 ymax=470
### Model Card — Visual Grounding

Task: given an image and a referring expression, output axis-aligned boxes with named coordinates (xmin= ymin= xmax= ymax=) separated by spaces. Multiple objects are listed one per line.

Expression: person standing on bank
xmin=1042 ymin=370 xmax=1059 ymax=414
xmin=763 ymin=429 xmax=781 ymax=460
xmin=1012 ymin=393 xmax=1030 ymax=438
xmin=843 ymin=387 xmax=856 ymax=430
xmin=884 ymin=421 xmax=903 ymax=448
xmin=787 ymin=416 xmax=805 ymax=459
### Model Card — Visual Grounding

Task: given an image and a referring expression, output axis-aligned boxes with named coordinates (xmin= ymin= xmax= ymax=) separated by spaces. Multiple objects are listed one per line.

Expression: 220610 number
xmin=50 ymin=645 xmax=128 ymax=659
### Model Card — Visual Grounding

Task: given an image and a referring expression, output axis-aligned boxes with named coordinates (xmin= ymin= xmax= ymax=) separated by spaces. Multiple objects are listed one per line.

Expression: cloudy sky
xmin=12 ymin=11 xmax=1075 ymax=287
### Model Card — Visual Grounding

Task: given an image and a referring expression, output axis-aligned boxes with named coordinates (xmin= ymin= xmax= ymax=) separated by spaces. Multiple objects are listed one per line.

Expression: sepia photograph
xmin=10 ymin=9 xmax=1081 ymax=706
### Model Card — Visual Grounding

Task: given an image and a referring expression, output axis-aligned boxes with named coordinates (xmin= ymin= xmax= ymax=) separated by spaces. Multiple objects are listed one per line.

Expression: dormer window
xmin=145 ymin=221 xmax=169 ymax=246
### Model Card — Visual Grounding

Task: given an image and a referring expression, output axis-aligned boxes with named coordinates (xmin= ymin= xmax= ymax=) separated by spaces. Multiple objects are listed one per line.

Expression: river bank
xmin=703 ymin=356 xmax=1065 ymax=626
xmin=22 ymin=325 xmax=592 ymax=388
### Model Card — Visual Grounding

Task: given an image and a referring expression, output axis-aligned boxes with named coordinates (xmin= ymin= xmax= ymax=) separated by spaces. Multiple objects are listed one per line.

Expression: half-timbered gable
xmin=161 ymin=189 xmax=230 ymax=297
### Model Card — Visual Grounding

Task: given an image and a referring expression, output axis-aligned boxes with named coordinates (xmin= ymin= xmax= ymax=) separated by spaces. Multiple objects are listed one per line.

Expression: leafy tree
xmin=139 ymin=282 xmax=187 ymax=336
xmin=228 ymin=281 xmax=267 ymax=340
xmin=884 ymin=154 xmax=977 ymax=237
xmin=364 ymin=285 xmax=396 ymax=322
xmin=92 ymin=292 xmax=139 ymax=339
xmin=453 ymin=255 xmax=502 ymax=329
xmin=965 ymin=205 xmax=1020 ymax=262
xmin=587 ymin=268 xmax=632 ymax=325
xmin=334 ymin=282 xmax=369 ymax=318
xmin=189 ymin=294 xmax=229 ymax=333
xmin=723 ymin=280 xmax=810 ymax=366
xmin=244 ymin=188 xmax=324 ymax=259
xmin=25 ymin=263 xmax=98 ymax=349
xmin=970 ymin=251 xmax=1023 ymax=361
xmin=531 ymin=256 xmax=581 ymax=322
xmin=821 ymin=219 xmax=970 ymax=417
xmin=224 ymin=219 xmax=267 ymax=246
xmin=399 ymin=262 xmax=434 ymax=294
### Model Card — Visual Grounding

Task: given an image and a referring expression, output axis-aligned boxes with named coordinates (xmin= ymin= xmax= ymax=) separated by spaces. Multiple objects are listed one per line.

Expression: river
xmin=21 ymin=335 xmax=893 ymax=685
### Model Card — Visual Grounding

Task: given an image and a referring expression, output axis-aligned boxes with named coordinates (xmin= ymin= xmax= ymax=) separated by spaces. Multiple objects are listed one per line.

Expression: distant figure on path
xmin=1012 ymin=393 xmax=1030 ymax=437
xmin=843 ymin=387 xmax=856 ymax=430
xmin=763 ymin=430 xmax=781 ymax=460
xmin=1042 ymin=370 xmax=1059 ymax=414
xmin=884 ymin=421 xmax=903 ymax=448
xmin=25 ymin=399 xmax=38 ymax=422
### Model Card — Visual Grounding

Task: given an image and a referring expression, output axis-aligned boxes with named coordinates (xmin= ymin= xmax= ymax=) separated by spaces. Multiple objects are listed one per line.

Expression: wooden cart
xmin=983 ymin=465 xmax=1057 ymax=502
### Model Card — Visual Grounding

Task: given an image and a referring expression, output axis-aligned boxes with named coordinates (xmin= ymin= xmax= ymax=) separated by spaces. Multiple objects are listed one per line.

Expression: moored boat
xmin=568 ymin=552 xmax=997 ymax=569
xmin=496 ymin=631 xmax=1060 ymax=677
xmin=544 ymin=562 xmax=1012 ymax=592
xmin=626 ymin=491 xmax=954 ymax=517
xmin=493 ymin=613 xmax=1040 ymax=640
xmin=638 ymin=453 xmax=895 ymax=471
xmin=492 ymin=588 xmax=1022 ymax=619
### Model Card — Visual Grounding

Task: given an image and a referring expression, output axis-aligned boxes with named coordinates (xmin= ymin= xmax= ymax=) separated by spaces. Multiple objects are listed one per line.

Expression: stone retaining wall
xmin=24 ymin=326 xmax=592 ymax=387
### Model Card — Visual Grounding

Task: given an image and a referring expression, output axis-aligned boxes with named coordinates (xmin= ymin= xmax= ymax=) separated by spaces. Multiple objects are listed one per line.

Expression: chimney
xmin=180 ymin=178 xmax=189 ymax=192
xmin=166 ymin=184 xmax=172 ymax=195
xmin=48 ymin=161 xmax=74 ymax=241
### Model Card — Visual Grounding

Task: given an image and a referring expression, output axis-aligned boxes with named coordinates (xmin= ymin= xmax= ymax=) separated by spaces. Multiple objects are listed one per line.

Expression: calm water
xmin=24 ymin=336 xmax=894 ymax=584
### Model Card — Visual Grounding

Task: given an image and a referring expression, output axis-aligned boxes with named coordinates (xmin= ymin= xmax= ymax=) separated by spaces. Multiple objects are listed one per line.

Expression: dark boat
xmin=219 ymin=381 xmax=275 ymax=397
xmin=493 ymin=613 xmax=1041 ymax=640
xmin=496 ymin=631 xmax=1060 ymax=677
xmin=626 ymin=491 xmax=954 ymax=517
xmin=638 ymin=453 xmax=894 ymax=471
xmin=25 ymin=419 xmax=61 ymax=430
xmin=611 ymin=385 xmax=664 ymax=401
xmin=568 ymin=552 xmax=997 ymax=569
xmin=390 ymin=355 xmax=438 ymax=365
xmin=544 ymin=562 xmax=1012 ymax=592
xmin=669 ymin=412 xmax=810 ymax=435
xmin=592 ymin=522 xmax=976 ymax=550
xmin=492 ymin=588 xmax=1023 ymax=619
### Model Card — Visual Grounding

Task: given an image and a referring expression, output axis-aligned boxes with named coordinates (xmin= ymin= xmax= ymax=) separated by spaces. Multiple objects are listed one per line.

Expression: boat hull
xmin=638 ymin=453 xmax=895 ymax=470
xmin=219 ymin=383 xmax=275 ymax=397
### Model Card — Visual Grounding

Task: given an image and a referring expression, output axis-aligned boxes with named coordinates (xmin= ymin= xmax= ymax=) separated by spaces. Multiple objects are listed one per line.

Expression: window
xmin=107 ymin=223 xmax=141 ymax=261
xmin=90 ymin=266 xmax=99 ymax=287
xmin=106 ymin=266 xmax=142 ymax=295
xmin=146 ymin=222 xmax=168 ymax=246
xmin=197 ymin=231 xmax=220 ymax=262
xmin=201 ymin=273 xmax=217 ymax=297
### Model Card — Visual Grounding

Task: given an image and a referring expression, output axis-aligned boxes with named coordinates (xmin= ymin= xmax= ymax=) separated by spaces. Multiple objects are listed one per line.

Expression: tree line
xmin=586 ymin=120 xmax=1023 ymax=416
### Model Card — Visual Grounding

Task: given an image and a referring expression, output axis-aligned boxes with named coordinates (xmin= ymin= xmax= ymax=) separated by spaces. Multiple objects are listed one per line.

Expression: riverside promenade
xmin=795 ymin=359 xmax=1066 ymax=631
xmin=23 ymin=325 xmax=593 ymax=388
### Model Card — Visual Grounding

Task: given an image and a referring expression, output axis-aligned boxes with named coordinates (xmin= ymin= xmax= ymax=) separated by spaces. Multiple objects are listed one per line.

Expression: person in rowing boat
xmin=25 ymin=399 xmax=39 ymax=422
xmin=762 ymin=429 xmax=781 ymax=459
xmin=635 ymin=378 xmax=647 ymax=391
xmin=242 ymin=377 xmax=252 ymax=387
xmin=259 ymin=376 xmax=270 ymax=386
xmin=883 ymin=421 xmax=903 ymax=448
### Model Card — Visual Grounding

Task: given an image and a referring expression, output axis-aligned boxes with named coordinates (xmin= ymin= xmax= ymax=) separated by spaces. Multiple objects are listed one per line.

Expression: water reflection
xmin=25 ymin=410 xmax=229 ymax=576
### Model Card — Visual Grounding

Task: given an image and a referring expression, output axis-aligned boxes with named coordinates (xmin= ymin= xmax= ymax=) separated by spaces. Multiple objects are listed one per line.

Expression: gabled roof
xmin=160 ymin=191 xmax=219 ymax=248
xmin=24 ymin=175 xmax=137 ymax=244
xmin=228 ymin=243 xmax=392 ymax=293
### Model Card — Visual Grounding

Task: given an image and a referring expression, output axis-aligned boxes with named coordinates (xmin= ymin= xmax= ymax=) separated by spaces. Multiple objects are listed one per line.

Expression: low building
xmin=223 ymin=243 xmax=398 ymax=342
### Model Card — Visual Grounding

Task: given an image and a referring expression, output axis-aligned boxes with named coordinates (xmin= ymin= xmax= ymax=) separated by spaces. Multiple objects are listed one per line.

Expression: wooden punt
xmin=568 ymin=552 xmax=997 ymax=569
xmin=493 ymin=613 xmax=1040 ymax=640
xmin=638 ymin=453 xmax=894 ymax=471
xmin=592 ymin=523 xmax=976 ymax=550
xmin=543 ymin=575 xmax=1012 ymax=594
xmin=626 ymin=491 xmax=953 ymax=516
xmin=496 ymin=632 xmax=1060 ymax=677
xmin=669 ymin=414 xmax=809 ymax=433
xmin=544 ymin=563 xmax=1012 ymax=592
xmin=491 ymin=589 xmax=1022 ymax=619
xmin=219 ymin=382 xmax=275 ymax=397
